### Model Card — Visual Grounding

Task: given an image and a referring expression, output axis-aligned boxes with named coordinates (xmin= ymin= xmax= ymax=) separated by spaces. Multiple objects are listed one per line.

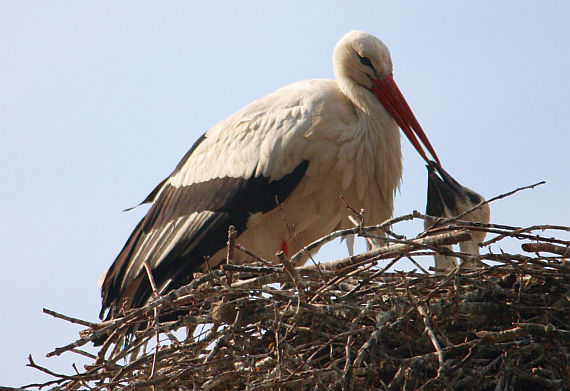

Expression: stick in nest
xmin=142 ymin=260 xmax=160 ymax=379
xmin=226 ymin=225 xmax=237 ymax=284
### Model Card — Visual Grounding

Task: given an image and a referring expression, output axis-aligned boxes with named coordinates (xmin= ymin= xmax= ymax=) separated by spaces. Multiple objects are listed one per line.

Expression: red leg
xmin=281 ymin=240 xmax=289 ymax=257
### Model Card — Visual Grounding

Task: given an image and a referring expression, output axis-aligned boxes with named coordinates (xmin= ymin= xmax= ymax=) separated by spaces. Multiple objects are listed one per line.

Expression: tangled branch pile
xmin=26 ymin=210 xmax=569 ymax=391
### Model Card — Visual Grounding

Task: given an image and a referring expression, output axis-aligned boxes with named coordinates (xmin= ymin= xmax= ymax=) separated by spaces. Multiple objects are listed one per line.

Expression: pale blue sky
xmin=1 ymin=2 xmax=569 ymax=386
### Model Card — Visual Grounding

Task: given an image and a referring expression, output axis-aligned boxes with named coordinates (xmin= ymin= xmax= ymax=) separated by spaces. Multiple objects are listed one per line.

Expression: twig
xmin=521 ymin=242 xmax=570 ymax=257
xmin=222 ymin=264 xmax=283 ymax=273
xmin=226 ymin=225 xmax=237 ymax=284
xmin=290 ymin=212 xmax=416 ymax=264
xmin=27 ymin=355 xmax=76 ymax=381
xmin=276 ymin=251 xmax=306 ymax=326
xmin=301 ymin=230 xmax=472 ymax=271
xmin=70 ymin=348 xmax=97 ymax=360
xmin=352 ymin=310 xmax=396 ymax=368
xmin=406 ymin=255 xmax=430 ymax=274
xmin=481 ymin=224 xmax=570 ymax=247
xmin=143 ymin=260 xmax=160 ymax=380
xmin=417 ymin=306 xmax=446 ymax=379
xmin=341 ymin=333 xmax=353 ymax=391
xmin=42 ymin=308 xmax=97 ymax=328
xmin=430 ymin=181 xmax=545 ymax=231
xmin=235 ymin=243 xmax=273 ymax=266
xmin=340 ymin=194 xmax=365 ymax=226
xmin=276 ymin=251 xmax=306 ymax=304
xmin=143 ymin=260 xmax=159 ymax=296
xmin=477 ymin=323 xmax=570 ymax=343
xmin=203 ymin=333 xmax=227 ymax=364
xmin=72 ymin=362 xmax=95 ymax=390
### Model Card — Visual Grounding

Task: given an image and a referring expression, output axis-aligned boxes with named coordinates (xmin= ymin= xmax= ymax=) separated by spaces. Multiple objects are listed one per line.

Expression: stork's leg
xmin=434 ymin=244 xmax=457 ymax=274
xmin=345 ymin=235 xmax=355 ymax=256
xmin=459 ymin=241 xmax=484 ymax=268
xmin=281 ymin=240 xmax=289 ymax=257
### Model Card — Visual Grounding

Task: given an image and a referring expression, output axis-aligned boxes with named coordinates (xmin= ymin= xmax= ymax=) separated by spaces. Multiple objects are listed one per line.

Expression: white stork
xmin=425 ymin=161 xmax=490 ymax=272
xmin=99 ymin=31 xmax=441 ymax=320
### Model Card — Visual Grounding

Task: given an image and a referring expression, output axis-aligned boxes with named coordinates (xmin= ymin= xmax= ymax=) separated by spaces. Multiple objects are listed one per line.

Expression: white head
xmin=333 ymin=31 xmax=393 ymax=90
xmin=332 ymin=31 xmax=440 ymax=166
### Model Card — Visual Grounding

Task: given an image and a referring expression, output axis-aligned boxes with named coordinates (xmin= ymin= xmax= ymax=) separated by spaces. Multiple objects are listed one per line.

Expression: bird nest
xmin=25 ymin=207 xmax=570 ymax=390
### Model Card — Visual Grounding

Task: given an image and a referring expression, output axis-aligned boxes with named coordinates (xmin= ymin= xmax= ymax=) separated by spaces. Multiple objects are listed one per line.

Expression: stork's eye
xmin=359 ymin=56 xmax=372 ymax=67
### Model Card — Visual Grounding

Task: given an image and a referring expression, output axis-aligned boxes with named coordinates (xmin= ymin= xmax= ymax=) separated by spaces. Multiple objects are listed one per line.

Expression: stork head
xmin=333 ymin=31 xmax=393 ymax=89
xmin=425 ymin=161 xmax=491 ymax=244
xmin=333 ymin=31 xmax=440 ymax=165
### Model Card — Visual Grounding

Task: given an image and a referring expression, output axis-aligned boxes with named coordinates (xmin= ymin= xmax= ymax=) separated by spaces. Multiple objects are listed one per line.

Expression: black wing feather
xmin=100 ymin=159 xmax=309 ymax=320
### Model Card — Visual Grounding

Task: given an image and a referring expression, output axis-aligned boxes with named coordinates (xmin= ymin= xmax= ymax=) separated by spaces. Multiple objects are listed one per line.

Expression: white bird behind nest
xmin=424 ymin=161 xmax=490 ymax=273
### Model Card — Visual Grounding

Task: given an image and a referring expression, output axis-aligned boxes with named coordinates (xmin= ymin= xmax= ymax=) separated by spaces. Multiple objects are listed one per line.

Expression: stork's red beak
xmin=370 ymin=74 xmax=440 ymax=165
